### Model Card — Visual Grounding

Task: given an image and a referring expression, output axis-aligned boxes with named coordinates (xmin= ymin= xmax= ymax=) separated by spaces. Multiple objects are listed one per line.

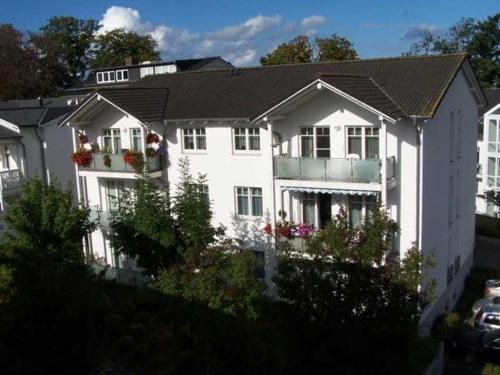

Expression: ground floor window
xmin=236 ymin=187 xmax=262 ymax=216
xmin=348 ymin=194 xmax=379 ymax=227
xmin=302 ymin=192 xmax=316 ymax=226
xmin=106 ymin=180 xmax=125 ymax=211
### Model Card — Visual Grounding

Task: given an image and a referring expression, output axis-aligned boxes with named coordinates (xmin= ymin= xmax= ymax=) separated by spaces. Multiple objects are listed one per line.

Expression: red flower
xmin=123 ymin=150 xmax=145 ymax=172
xmin=146 ymin=133 xmax=160 ymax=144
xmin=263 ymin=223 xmax=272 ymax=235
xmin=70 ymin=148 xmax=92 ymax=167
xmin=277 ymin=225 xmax=291 ymax=238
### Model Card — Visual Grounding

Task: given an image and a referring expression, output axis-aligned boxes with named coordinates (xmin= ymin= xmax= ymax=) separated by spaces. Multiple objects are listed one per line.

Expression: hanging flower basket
xmin=146 ymin=133 xmax=160 ymax=144
xmin=79 ymin=134 xmax=89 ymax=144
xmin=276 ymin=224 xmax=292 ymax=238
xmin=70 ymin=148 xmax=92 ymax=167
xmin=123 ymin=150 xmax=145 ymax=172
xmin=145 ymin=147 xmax=158 ymax=158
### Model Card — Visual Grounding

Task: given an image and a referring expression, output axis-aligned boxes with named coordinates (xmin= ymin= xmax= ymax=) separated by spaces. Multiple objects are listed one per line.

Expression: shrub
xmin=432 ymin=312 xmax=463 ymax=339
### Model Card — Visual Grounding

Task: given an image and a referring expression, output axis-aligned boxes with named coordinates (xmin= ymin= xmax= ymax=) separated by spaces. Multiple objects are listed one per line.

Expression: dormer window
xmin=97 ymin=71 xmax=115 ymax=84
xmin=116 ymin=69 xmax=129 ymax=82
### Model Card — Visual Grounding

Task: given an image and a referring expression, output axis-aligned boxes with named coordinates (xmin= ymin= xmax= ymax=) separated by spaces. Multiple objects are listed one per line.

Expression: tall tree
xmin=0 ymin=24 xmax=38 ymax=100
xmin=29 ymin=17 xmax=99 ymax=94
xmin=260 ymin=35 xmax=313 ymax=66
xmin=92 ymin=28 xmax=160 ymax=68
xmin=316 ymin=33 xmax=358 ymax=62
xmin=433 ymin=17 xmax=478 ymax=54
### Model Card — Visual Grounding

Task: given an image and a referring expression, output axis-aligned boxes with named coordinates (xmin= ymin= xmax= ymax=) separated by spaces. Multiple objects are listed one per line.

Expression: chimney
xmin=124 ymin=56 xmax=133 ymax=66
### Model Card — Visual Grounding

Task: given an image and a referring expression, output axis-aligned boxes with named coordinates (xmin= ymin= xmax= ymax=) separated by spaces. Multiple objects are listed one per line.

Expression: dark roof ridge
xmin=318 ymin=73 xmax=369 ymax=78
xmin=138 ymin=53 xmax=468 ymax=80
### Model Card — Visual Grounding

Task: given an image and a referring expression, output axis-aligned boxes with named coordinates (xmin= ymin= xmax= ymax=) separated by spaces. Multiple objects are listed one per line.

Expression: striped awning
xmin=280 ymin=186 xmax=379 ymax=196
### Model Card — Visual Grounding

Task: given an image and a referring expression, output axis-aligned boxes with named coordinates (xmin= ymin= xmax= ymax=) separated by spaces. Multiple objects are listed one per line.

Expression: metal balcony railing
xmin=0 ymin=169 xmax=22 ymax=191
xmin=274 ymin=156 xmax=396 ymax=183
xmin=80 ymin=153 xmax=162 ymax=173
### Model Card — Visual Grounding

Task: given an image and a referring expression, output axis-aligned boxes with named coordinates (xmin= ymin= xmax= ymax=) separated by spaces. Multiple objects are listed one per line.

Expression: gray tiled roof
xmin=481 ymin=88 xmax=500 ymax=116
xmin=131 ymin=53 xmax=468 ymax=120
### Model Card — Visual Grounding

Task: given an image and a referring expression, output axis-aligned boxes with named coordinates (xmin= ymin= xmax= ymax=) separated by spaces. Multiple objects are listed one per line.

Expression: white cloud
xmin=300 ymin=15 xmax=327 ymax=29
xmin=97 ymin=7 xmax=326 ymax=66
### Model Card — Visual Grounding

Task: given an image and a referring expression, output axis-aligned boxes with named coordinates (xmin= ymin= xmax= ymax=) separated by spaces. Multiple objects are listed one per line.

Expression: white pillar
xmin=380 ymin=117 xmax=387 ymax=209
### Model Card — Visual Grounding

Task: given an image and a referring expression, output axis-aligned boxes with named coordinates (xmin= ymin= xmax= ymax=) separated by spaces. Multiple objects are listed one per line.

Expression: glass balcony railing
xmin=80 ymin=153 xmax=162 ymax=173
xmin=89 ymin=207 xmax=112 ymax=229
xmin=0 ymin=169 xmax=22 ymax=191
xmin=275 ymin=156 xmax=396 ymax=183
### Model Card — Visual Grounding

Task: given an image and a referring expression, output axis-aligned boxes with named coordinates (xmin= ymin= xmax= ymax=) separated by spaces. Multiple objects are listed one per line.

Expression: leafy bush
xmin=432 ymin=312 xmax=463 ymax=339
xmin=484 ymin=363 xmax=500 ymax=375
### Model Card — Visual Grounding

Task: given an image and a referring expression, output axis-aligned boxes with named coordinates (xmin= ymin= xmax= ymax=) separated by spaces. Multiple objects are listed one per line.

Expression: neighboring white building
xmin=476 ymin=88 xmax=500 ymax=217
xmin=62 ymin=53 xmax=486 ymax=330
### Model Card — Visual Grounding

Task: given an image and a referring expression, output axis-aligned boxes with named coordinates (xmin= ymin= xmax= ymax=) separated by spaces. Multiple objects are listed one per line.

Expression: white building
xmin=62 ymin=54 xmax=486 ymax=329
xmin=476 ymin=88 xmax=500 ymax=216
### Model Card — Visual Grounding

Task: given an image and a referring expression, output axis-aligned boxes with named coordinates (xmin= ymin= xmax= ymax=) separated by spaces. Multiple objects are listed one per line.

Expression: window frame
xmin=233 ymin=127 xmax=261 ymax=153
xmin=130 ymin=128 xmax=143 ymax=152
xmin=96 ymin=70 xmax=117 ymax=84
xmin=115 ymin=69 xmax=129 ymax=82
xmin=182 ymin=128 xmax=207 ymax=152
xmin=346 ymin=126 xmax=379 ymax=159
xmin=235 ymin=186 xmax=263 ymax=217
xmin=102 ymin=128 xmax=122 ymax=154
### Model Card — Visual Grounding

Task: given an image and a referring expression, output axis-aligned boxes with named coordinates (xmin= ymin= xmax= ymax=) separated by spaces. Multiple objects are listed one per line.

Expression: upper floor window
xmin=106 ymin=180 xmax=125 ymax=211
xmin=96 ymin=71 xmax=116 ymax=84
xmin=183 ymin=128 xmax=206 ymax=151
xmin=155 ymin=65 xmax=176 ymax=75
xmin=489 ymin=119 xmax=500 ymax=153
xmin=233 ymin=128 xmax=260 ymax=152
xmin=300 ymin=127 xmax=331 ymax=158
xmin=140 ymin=66 xmax=155 ymax=78
xmin=347 ymin=127 xmax=379 ymax=159
xmin=102 ymin=129 xmax=121 ymax=153
xmin=236 ymin=187 xmax=262 ymax=216
xmin=487 ymin=156 xmax=500 ymax=188
xmin=450 ymin=111 xmax=455 ymax=163
xmin=130 ymin=128 xmax=142 ymax=152
xmin=116 ymin=69 xmax=129 ymax=82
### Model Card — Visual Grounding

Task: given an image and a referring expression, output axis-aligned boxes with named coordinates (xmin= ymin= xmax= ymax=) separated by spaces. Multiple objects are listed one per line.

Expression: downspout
xmin=35 ymin=109 xmax=49 ymax=184
xmin=266 ymin=118 xmax=278 ymax=244
xmin=411 ymin=115 xmax=423 ymax=251
xmin=162 ymin=119 xmax=170 ymax=200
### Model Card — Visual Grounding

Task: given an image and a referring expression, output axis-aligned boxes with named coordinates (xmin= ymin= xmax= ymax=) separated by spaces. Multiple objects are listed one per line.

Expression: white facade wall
xmin=420 ymin=70 xmax=478 ymax=328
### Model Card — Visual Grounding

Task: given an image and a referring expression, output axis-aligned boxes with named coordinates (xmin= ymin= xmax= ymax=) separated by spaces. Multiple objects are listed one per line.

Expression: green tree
xmin=433 ymin=17 xmax=478 ymax=54
xmin=92 ymin=28 xmax=160 ymax=68
xmin=29 ymin=17 xmax=99 ymax=94
xmin=273 ymin=207 xmax=436 ymax=373
xmin=315 ymin=33 xmax=358 ymax=62
xmin=0 ymin=24 xmax=38 ymax=100
xmin=260 ymin=35 xmax=313 ymax=66
xmin=110 ymin=177 xmax=179 ymax=276
xmin=2 ymin=177 xmax=95 ymax=263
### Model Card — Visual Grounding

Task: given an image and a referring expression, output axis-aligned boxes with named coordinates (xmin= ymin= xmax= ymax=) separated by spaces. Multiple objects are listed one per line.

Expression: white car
xmin=473 ymin=297 xmax=500 ymax=316
xmin=485 ymin=280 xmax=500 ymax=298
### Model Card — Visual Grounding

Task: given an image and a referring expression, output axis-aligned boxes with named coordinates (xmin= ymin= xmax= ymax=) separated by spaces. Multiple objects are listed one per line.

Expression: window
xmin=183 ymin=128 xmax=206 ymax=151
xmin=450 ymin=111 xmax=455 ymax=163
xmin=102 ymin=129 xmax=121 ymax=153
xmin=106 ymin=180 xmax=125 ymax=211
xmin=457 ymin=111 xmax=462 ymax=159
xmin=478 ymin=119 xmax=484 ymax=142
xmin=489 ymin=119 xmax=499 ymax=153
xmin=236 ymin=187 xmax=262 ymax=216
xmin=449 ymin=176 xmax=454 ymax=225
xmin=347 ymin=127 xmax=379 ymax=159
xmin=116 ymin=69 xmax=129 ymax=82
xmin=233 ymin=128 xmax=260 ymax=151
xmin=299 ymin=127 xmax=331 ymax=157
xmin=487 ymin=157 xmax=500 ymax=188
xmin=349 ymin=196 xmax=363 ymax=228
xmin=155 ymin=65 xmax=176 ymax=74
xmin=140 ymin=66 xmax=155 ymax=78
xmin=96 ymin=70 xmax=116 ymax=84
xmin=130 ymin=128 xmax=142 ymax=152
xmin=348 ymin=195 xmax=379 ymax=227
xmin=302 ymin=192 xmax=316 ymax=226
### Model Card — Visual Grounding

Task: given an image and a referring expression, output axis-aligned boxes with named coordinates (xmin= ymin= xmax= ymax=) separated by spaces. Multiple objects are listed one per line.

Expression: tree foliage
xmin=405 ymin=14 xmax=500 ymax=87
xmin=260 ymin=34 xmax=358 ymax=66
xmin=110 ymin=178 xmax=179 ymax=276
xmin=91 ymin=28 xmax=160 ymax=68
xmin=316 ymin=33 xmax=358 ymax=62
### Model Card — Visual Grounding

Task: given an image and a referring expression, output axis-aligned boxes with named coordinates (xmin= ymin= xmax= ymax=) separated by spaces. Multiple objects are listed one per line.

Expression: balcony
xmin=274 ymin=156 xmax=395 ymax=183
xmin=80 ymin=153 xmax=162 ymax=173
xmin=0 ymin=169 xmax=22 ymax=192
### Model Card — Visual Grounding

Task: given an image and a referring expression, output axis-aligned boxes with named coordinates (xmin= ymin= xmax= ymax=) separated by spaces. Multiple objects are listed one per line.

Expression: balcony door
xmin=300 ymin=127 xmax=330 ymax=158
xmin=318 ymin=193 xmax=332 ymax=228
xmin=102 ymin=129 xmax=121 ymax=154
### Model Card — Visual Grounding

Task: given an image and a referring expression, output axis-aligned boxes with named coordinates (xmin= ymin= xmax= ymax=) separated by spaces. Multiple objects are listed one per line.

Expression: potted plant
xmin=263 ymin=223 xmax=272 ymax=236
xmin=295 ymin=223 xmax=314 ymax=237
xmin=79 ymin=134 xmax=89 ymax=144
xmin=103 ymin=154 xmax=112 ymax=168
xmin=123 ymin=150 xmax=144 ymax=173
xmin=146 ymin=133 xmax=160 ymax=144
xmin=145 ymin=147 xmax=158 ymax=158
xmin=70 ymin=148 xmax=93 ymax=167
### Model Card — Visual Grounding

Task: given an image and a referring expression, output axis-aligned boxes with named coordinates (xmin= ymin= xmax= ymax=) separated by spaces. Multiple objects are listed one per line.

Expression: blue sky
xmin=2 ymin=0 xmax=498 ymax=66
